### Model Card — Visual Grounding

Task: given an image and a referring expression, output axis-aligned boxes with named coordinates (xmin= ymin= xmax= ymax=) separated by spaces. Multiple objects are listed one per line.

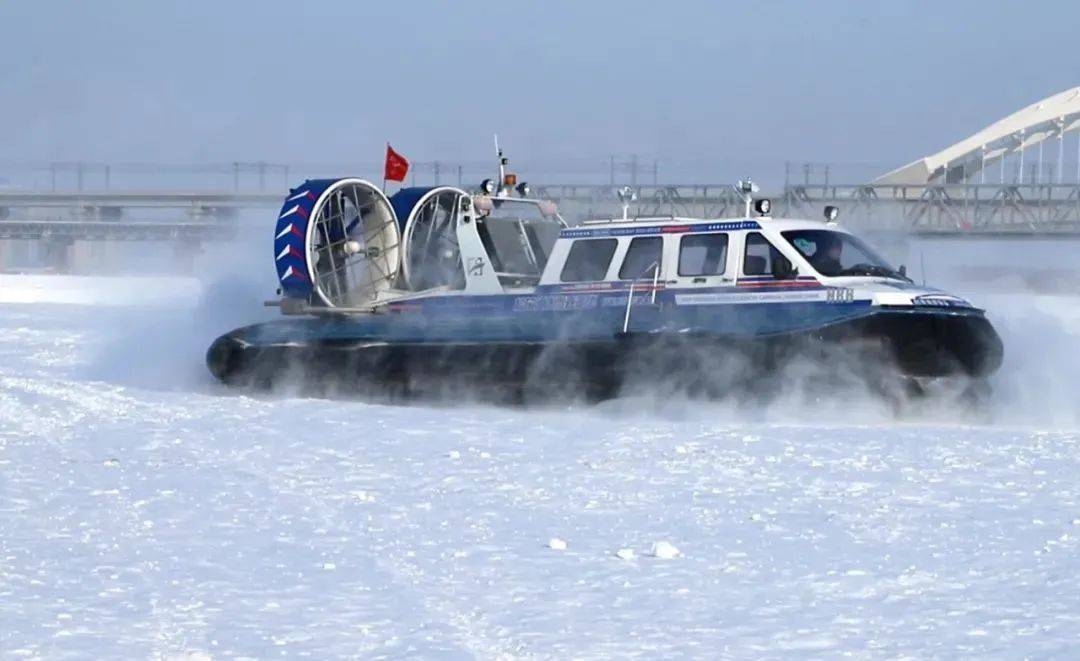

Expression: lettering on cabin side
xmin=513 ymin=294 xmax=600 ymax=312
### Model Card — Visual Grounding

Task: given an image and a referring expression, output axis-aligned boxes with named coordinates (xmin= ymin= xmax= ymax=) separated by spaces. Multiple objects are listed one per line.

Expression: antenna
xmin=494 ymin=134 xmax=506 ymax=185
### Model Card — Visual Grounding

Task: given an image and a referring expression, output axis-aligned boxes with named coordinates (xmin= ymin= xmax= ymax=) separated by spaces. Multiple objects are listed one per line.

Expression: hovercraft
xmin=207 ymin=162 xmax=1003 ymax=400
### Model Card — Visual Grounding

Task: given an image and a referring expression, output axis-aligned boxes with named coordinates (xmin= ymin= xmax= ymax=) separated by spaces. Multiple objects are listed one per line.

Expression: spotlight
xmin=737 ymin=178 xmax=759 ymax=195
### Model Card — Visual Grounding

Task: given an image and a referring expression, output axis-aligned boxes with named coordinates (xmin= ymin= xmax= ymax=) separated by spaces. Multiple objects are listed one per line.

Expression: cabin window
xmin=618 ymin=237 xmax=663 ymax=280
xmin=742 ymin=232 xmax=787 ymax=276
xmin=560 ymin=239 xmax=618 ymax=282
xmin=524 ymin=221 xmax=562 ymax=268
xmin=678 ymin=233 xmax=728 ymax=276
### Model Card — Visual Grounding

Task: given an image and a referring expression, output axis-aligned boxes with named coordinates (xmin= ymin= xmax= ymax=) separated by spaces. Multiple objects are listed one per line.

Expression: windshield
xmin=781 ymin=229 xmax=906 ymax=279
xmin=478 ymin=199 xmax=564 ymax=282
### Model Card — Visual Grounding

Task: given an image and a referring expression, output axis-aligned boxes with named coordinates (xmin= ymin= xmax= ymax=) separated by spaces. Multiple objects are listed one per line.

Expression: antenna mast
xmin=494 ymin=134 xmax=506 ymax=185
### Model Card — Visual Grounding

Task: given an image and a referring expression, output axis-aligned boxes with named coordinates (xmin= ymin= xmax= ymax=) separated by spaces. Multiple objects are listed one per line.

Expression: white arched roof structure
xmin=875 ymin=86 xmax=1080 ymax=184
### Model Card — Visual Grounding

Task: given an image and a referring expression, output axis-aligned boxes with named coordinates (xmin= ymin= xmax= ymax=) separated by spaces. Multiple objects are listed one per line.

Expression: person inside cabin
xmin=810 ymin=234 xmax=843 ymax=275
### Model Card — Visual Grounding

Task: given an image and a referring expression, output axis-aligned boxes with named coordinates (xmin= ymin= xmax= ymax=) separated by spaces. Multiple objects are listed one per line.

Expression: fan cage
xmin=306 ymin=180 xmax=400 ymax=307
xmin=402 ymin=188 xmax=467 ymax=291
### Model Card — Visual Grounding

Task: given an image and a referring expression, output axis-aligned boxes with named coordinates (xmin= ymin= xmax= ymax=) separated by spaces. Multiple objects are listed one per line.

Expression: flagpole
xmin=382 ymin=143 xmax=388 ymax=193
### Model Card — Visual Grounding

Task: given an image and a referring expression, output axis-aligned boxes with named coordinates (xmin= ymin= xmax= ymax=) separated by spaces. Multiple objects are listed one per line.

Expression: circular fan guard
xmin=307 ymin=179 xmax=400 ymax=307
xmin=402 ymin=188 xmax=467 ymax=290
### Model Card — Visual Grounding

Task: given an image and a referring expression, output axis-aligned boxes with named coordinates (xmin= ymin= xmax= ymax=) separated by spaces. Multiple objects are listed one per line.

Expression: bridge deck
xmin=2 ymin=182 xmax=1080 ymax=239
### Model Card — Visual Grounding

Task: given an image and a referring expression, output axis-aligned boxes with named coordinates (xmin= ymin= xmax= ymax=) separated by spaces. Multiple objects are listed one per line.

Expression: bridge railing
xmin=784 ymin=183 xmax=1080 ymax=233
xmin=5 ymin=179 xmax=1080 ymax=239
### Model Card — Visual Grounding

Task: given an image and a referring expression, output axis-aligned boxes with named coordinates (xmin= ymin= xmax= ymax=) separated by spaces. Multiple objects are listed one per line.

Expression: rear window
xmin=560 ymin=239 xmax=617 ymax=282
xmin=618 ymin=237 xmax=663 ymax=279
xmin=678 ymin=233 xmax=728 ymax=276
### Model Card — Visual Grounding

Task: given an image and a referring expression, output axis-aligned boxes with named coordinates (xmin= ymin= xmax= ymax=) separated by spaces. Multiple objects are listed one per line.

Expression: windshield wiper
xmin=838 ymin=263 xmax=912 ymax=282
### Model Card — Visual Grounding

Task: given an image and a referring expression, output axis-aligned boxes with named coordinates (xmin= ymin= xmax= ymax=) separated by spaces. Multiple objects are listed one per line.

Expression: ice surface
xmin=0 ymin=275 xmax=201 ymax=307
xmin=2 ymin=277 xmax=1080 ymax=658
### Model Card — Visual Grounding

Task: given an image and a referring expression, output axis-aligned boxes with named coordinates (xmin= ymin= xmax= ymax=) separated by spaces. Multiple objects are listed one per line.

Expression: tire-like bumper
xmin=824 ymin=307 xmax=1003 ymax=377
xmin=206 ymin=306 xmax=1004 ymax=390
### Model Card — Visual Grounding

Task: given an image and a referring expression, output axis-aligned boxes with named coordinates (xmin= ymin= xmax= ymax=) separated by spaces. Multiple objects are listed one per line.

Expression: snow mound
xmin=649 ymin=541 xmax=681 ymax=559
xmin=547 ymin=537 xmax=568 ymax=551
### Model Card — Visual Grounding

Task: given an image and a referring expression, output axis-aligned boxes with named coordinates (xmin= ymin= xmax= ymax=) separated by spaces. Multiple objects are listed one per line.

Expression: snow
xmin=648 ymin=541 xmax=681 ymax=560
xmin=2 ymin=275 xmax=1080 ymax=657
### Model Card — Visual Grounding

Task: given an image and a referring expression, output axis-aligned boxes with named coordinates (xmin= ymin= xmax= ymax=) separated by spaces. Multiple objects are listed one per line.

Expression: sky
xmin=1 ymin=0 xmax=1078 ymax=184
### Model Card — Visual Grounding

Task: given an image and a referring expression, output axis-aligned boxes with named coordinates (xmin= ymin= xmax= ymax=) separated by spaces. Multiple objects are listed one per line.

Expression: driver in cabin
xmin=811 ymin=235 xmax=843 ymax=275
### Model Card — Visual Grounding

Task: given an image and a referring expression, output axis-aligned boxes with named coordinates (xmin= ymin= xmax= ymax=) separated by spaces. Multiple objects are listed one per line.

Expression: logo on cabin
xmin=468 ymin=258 xmax=485 ymax=276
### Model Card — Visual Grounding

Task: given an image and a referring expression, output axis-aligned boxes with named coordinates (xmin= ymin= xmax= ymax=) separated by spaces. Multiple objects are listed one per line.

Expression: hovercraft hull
xmin=206 ymin=305 xmax=1002 ymax=398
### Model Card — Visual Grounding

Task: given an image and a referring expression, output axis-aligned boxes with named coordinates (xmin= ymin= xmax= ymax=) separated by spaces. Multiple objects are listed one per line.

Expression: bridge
xmin=3 ymin=87 xmax=1080 ymax=271
xmin=0 ymin=191 xmax=279 ymax=237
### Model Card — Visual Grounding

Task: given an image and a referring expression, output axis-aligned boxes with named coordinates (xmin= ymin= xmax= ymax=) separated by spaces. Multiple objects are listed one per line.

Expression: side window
xmin=560 ymin=239 xmax=618 ymax=282
xmin=678 ymin=233 xmax=728 ymax=276
xmin=618 ymin=237 xmax=663 ymax=279
xmin=742 ymin=232 xmax=785 ymax=276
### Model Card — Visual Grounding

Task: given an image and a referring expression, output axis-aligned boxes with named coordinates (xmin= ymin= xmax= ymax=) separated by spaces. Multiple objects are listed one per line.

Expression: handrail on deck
xmin=621 ymin=260 xmax=660 ymax=334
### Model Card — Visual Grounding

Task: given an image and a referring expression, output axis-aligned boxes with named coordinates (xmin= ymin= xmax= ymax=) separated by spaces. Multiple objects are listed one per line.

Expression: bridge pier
xmin=41 ymin=237 xmax=74 ymax=273
xmin=173 ymin=242 xmax=202 ymax=274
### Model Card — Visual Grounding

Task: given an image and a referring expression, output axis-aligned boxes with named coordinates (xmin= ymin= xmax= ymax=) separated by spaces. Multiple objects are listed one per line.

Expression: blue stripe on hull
xmin=238 ymin=297 xmax=877 ymax=347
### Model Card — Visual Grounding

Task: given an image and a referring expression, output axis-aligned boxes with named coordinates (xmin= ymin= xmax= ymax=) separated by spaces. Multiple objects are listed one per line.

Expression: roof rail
xmin=580 ymin=215 xmax=691 ymax=225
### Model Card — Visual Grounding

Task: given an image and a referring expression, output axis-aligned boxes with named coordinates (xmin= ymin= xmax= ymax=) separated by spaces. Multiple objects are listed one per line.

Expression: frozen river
xmin=2 ymin=275 xmax=1080 ymax=658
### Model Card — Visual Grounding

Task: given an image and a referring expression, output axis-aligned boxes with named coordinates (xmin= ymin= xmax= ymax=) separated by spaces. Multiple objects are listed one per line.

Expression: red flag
xmin=384 ymin=144 xmax=409 ymax=182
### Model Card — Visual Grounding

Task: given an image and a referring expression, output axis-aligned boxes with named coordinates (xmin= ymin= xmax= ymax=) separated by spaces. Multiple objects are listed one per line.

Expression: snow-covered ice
xmin=2 ymin=275 xmax=1080 ymax=657
xmin=614 ymin=548 xmax=636 ymax=561
xmin=648 ymin=541 xmax=681 ymax=560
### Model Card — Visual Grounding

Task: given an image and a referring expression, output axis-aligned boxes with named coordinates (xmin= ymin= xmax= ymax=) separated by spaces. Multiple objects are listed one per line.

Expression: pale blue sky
xmin=1 ymin=0 xmax=1077 ymax=181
